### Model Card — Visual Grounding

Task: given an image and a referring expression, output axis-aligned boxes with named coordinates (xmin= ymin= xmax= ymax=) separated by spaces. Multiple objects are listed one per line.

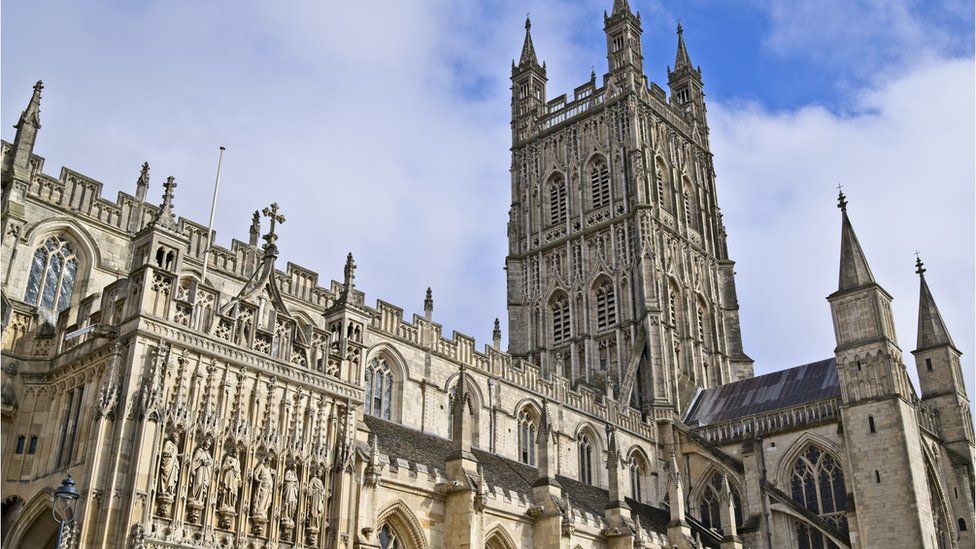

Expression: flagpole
xmin=200 ymin=146 xmax=225 ymax=288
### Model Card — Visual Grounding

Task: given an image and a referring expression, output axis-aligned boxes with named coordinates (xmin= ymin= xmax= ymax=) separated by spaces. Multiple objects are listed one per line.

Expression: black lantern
xmin=52 ymin=475 xmax=80 ymax=546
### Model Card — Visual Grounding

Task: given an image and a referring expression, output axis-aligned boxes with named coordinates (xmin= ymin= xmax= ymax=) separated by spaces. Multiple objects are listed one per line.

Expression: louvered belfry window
xmin=591 ymin=159 xmax=610 ymax=209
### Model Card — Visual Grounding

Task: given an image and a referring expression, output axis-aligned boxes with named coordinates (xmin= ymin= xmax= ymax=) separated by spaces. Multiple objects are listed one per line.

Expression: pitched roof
xmin=684 ymin=358 xmax=840 ymax=427
xmin=363 ymin=415 xmax=720 ymax=546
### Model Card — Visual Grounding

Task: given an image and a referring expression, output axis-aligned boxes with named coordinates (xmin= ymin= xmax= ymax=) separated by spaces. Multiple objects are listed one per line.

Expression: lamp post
xmin=52 ymin=475 xmax=79 ymax=548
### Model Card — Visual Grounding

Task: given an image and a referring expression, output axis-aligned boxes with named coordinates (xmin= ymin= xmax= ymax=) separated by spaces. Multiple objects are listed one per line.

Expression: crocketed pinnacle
xmin=837 ymin=191 xmax=876 ymax=291
xmin=519 ymin=17 xmax=538 ymax=66
xmin=16 ymin=80 xmax=43 ymax=130
xmin=915 ymin=256 xmax=954 ymax=350
xmin=611 ymin=0 xmax=633 ymax=16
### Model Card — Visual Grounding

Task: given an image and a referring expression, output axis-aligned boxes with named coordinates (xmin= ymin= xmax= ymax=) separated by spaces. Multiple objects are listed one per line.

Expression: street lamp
xmin=52 ymin=475 xmax=79 ymax=548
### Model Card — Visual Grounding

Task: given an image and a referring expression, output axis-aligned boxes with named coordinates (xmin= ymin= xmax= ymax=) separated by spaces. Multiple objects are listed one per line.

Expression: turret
xmin=668 ymin=24 xmax=708 ymax=132
xmin=603 ymin=0 xmax=644 ymax=80
xmin=511 ymin=17 xmax=547 ymax=143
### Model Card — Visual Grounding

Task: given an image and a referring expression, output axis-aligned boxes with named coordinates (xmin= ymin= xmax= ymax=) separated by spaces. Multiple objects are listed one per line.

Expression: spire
xmin=915 ymin=256 xmax=954 ymax=350
xmin=836 ymin=189 xmax=876 ymax=291
xmin=611 ymin=0 xmax=633 ymax=16
xmin=519 ymin=17 xmax=538 ymax=67
xmin=149 ymin=176 xmax=178 ymax=230
xmin=135 ymin=161 xmax=150 ymax=202
xmin=343 ymin=252 xmax=356 ymax=290
xmin=16 ymin=80 xmax=43 ymax=132
xmin=673 ymin=22 xmax=693 ymax=72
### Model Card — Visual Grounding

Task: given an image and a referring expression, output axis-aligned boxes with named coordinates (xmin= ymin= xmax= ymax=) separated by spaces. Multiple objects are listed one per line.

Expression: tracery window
xmin=590 ymin=158 xmax=610 ymax=209
xmin=595 ymin=281 xmax=616 ymax=332
xmin=549 ymin=175 xmax=568 ymax=225
xmin=699 ymin=472 xmax=742 ymax=532
xmin=518 ymin=409 xmax=537 ymax=466
xmin=790 ymin=445 xmax=848 ymax=549
xmin=364 ymin=357 xmax=394 ymax=420
xmin=630 ymin=455 xmax=646 ymax=501
xmin=552 ymin=295 xmax=570 ymax=344
xmin=24 ymin=236 xmax=79 ymax=316
xmin=578 ymin=432 xmax=594 ymax=485
xmin=378 ymin=525 xmax=401 ymax=549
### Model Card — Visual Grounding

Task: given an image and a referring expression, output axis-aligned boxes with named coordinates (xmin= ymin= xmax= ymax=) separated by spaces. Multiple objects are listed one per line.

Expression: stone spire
xmin=492 ymin=318 xmax=502 ymax=350
xmin=424 ymin=287 xmax=433 ymax=319
xmin=673 ymin=22 xmax=693 ymax=72
xmin=149 ymin=176 xmax=179 ymax=230
xmin=16 ymin=80 xmax=43 ymax=133
xmin=519 ymin=17 xmax=538 ymax=67
xmin=7 ymin=80 xmax=44 ymax=183
xmin=915 ymin=256 xmax=954 ymax=350
xmin=343 ymin=252 xmax=356 ymax=291
xmin=249 ymin=210 xmax=260 ymax=247
xmin=449 ymin=363 xmax=474 ymax=455
xmin=836 ymin=190 xmax=876 ymax=292
xmin=611 ymin=0 xmax=633 ymax=16
xmin=135 ymin=161 xmax=150 ymax=202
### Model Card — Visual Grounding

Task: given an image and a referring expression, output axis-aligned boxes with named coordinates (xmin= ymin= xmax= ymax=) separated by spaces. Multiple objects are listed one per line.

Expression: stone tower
xmin=504 ymin=6 xmax=751 ymax=417
xmin=827 ymin=192 xmax=944 ymax=547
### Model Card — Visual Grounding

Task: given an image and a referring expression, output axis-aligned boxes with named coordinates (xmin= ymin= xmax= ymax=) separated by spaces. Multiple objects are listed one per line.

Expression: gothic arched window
xmin=590 ymin=157 xmax=610 ymax=209
xmin=629 ymin=454 xmax=647 ymax=501
xmin=549 ymin=175 xmax=568 ymax=225
xmin=595 ymin=280 xmax=616 ymax=332
xmin=699 ymin=472 xmax=742 ymax=533
xmin=655 ymin=159 xmax=672 ymax=211
xmin=578 ymin=432 xmax=594 ymax=485
xmin=551 ymin=295 xmax=570 ymax=344
xmin=378 ymin=524 xmax=401 ymax=549
xmin=24 ymin=236 xmax=79 ymax=316
xmin=518 ymin=408 xmax=537 ymax=466
xmin=668 ymin=285 xmax=681 ymax=329
xmin=790 ymin=445 xmax=848 ymax=549
xmin=364 ymin=357 xmax=394 ymax=420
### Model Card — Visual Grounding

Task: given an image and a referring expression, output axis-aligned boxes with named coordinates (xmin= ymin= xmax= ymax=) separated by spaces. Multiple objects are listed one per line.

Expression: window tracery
xmin=629 ymin=454 xmax=647 ymax=501
xmin=365 ymin=357 xmax=394 ymax=420
xmin=578 ymin=432 xmax=594 ymax=485
xmin=24 ymin=236 xmax=79 ymax=316
xmin=518 ymin=408 xmax=537 ymax=465
xmin=790 ymin=445 xmax=848 ymax=549
xmin=590 ymin=158 xmax=610 ymax=209
xmin=698 ymin=471 xmax=742 ymax=532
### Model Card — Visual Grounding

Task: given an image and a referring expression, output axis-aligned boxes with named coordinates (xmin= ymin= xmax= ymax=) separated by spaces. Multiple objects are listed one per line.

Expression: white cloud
xmin=711 ymin=56 xmax=975 ymax=396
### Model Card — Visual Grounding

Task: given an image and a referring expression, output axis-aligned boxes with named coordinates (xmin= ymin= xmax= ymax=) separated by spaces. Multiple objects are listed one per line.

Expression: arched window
xmin=378 ymin=524 xmax=402 ymax=549
xmin=518 ymin=408 xmax=537 ymax=465
xmin=590 ymin=157 xmax=610 ymax=209
xmin=578 ymin=432 xmax=594 ymax=485
xmin=655 ymin=159 xmax=672 ymax=211
xmin=364 ymin=357 xmax=394 ymax=420
xmin=24 ymin=236 xmax=79 ymax=316
xmin=549 ymin=174 xmax=568 ymax=225
xmin=668 ymin=285 xmax=680 ymax=328
xmin=699 ymin=472 xmax=742 ymax=532
xmin=629 ymin=454 xmax=647 ymax=501
xmin=552 ymin=294 xmax=571 ymax=344
xmin=595 ymin=280 xmax=616 ymax=332
xmin=790 ymin=445 xmax=848 ymax=549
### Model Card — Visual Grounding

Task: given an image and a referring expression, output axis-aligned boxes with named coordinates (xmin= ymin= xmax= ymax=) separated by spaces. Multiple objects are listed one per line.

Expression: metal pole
xmin=200 ymin=146 xmax=225 ymax=288
xmin=55 ymin=520 xmax=64 ymax=549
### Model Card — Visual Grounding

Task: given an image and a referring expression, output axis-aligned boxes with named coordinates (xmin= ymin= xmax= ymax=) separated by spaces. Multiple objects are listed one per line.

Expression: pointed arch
xmin=627 ymin=446 xmax=651 ymax=502
xmin=587 ymin=153 xmax=611 ymax=210
xmin=548 ymin=289 xmax=571 ymax=345
xmin=775 ymin=432 xmax=844 ymax=487
xmin=2 ymin=490 xmax=58 ymax=549
xmin=692 ymin=463 xmax=744 ymax=532
xmin=375 ymin=500 xmax=429 ymax=549
xmin=591 ymin=274 xmax=616 ymax=333
xmin=485 ymin=524 xmax=518 ymax=549
xmin=364 ymin=344 xmax=410 ymax=422
xmin=547 ymin=171 xmax=568 ymax=226
xmin=514 ymin=399 xmax=542 ymax=466
xmin=653 ymin=156 xmax=673 ymax=211
xmin=574 ymin=422 xmax=603 ymax=486
xmin=444 ymin=370 xmax=484 ymax=446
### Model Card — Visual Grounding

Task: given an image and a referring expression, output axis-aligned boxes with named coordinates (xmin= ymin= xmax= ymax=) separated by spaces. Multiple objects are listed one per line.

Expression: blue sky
xmin=2 ymin=0 xmax=974 ymax=398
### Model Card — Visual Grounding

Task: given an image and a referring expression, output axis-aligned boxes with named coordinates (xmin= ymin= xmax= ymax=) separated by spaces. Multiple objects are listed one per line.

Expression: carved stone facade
xmin=0 ymin=3 xmax=973 ymax=549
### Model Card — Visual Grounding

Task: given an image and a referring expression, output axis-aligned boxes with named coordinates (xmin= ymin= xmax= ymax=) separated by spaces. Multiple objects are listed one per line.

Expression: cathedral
xmin=1 ymin=2 xmax=973 ymax=548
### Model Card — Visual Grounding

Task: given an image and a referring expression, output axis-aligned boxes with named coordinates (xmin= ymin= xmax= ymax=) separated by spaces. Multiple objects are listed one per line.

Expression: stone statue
xmin=159 ymin=438 xmax=180 ymax=497
xmin=307 ymin=474 xmax=326 ymax=521
xmin=251 ymin=458 xmax=275 ymax=519
xmin=189 ymin=441 xmax=214 ymax=502
xmin=282 ymin=467 xmax=299 ymax=518
xmin=220 ymin=453 xmax=242 ymax=510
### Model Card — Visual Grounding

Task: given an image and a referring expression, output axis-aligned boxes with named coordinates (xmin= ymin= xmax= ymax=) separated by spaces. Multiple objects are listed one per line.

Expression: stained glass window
xmin=378 ymin=525 xmax=400 ymax=549
xmin=790 ymin=445 xmax=848 ymax=549
xmin=24 ymin=236 xmax=78 ymax=316
xmin=365 ymin=357 xmax=394 ymax=420
xmin=699 ymin=472 xmax=742 ymax=532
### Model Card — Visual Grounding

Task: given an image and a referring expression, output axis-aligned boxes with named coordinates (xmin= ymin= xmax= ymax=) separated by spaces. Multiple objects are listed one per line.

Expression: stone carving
xmin=155 ymin=438 xmax=180 ymax=518
xmin=281 ymin=467 xmax=299 ymax=519
xmin=188 ymin=441 xmax=214 ymax=503
xmin=250 ymin=457 xmax=275 ymax=535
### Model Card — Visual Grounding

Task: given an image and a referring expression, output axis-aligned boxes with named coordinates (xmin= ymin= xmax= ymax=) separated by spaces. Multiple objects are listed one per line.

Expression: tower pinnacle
xmin=674 ymin=23 xmax=693 ymax=71
xmin=519 ymin=17 xmax=538 ymax=67
xmin=836 ymin=193 xmax=875 ymax=291
xmin=915 ymin=256 xmax=954 ymax=350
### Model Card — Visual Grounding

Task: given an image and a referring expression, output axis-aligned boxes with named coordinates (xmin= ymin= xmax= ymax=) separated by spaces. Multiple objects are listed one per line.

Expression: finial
xmin=915 ymin=251 xmax=926 ymax=277
xmin=260 ymin=202 xmax=285 ymax=249
xmin=493 ymin=317 xmax=501 ymax=334
xmin=836 ymin=184 xmax=847 ymax=211
xmin=343 ymin=252 xmax=356 ymax=289
xmin=525 ymin=14 xmax=531 ymax=30
xmin=139 ymin=161 xmax=150 ymax=183
xmin=424 ymin=286 xmax=433 ymax=312
xmin=150 ymin=176 xmax=178 ymax=228
xmin=251 ymin=210 xmax=260 ymax=227
xmin=135 ymin=161 xmax=150 ymax=201
xmin=677 ymin=19 xmax=683 ymax=35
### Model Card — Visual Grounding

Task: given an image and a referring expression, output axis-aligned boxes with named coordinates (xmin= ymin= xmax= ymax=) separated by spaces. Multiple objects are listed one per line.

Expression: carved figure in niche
xmin=189 ymin=440 xmax=214 ymax=502
xmin=251 ymin=457 xmax=275 ymax=519
xmin=159 ymin=438 xmax=180 ymax=497
xmin=282 ymin=467 xmax=299 ymax=518
xmin=219 ymin=452 xmax=242 ymax=510
xmin=306 ymin=474 xmax=326 ymax=521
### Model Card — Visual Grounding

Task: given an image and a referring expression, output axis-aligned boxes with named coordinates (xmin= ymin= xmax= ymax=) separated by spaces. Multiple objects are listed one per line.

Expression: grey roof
xmin=684 ymin=358 xmax=840 ymax=427
xmin=363 ymin=416 xmax=720 ymax=546
xmin=917 ymin=274 xmax=954 ymax=350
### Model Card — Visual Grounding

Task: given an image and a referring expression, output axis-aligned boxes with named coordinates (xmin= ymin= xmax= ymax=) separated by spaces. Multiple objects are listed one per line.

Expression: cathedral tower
xmin=505 ymin=6 xmax=751 ymax=417
xmin=828 ymin=192 xmax=944 ymax=547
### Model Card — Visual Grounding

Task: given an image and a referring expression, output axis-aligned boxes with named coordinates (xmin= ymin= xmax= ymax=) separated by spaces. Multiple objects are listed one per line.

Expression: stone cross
xmin=261 ymin=202 xmax=285 ymax=246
